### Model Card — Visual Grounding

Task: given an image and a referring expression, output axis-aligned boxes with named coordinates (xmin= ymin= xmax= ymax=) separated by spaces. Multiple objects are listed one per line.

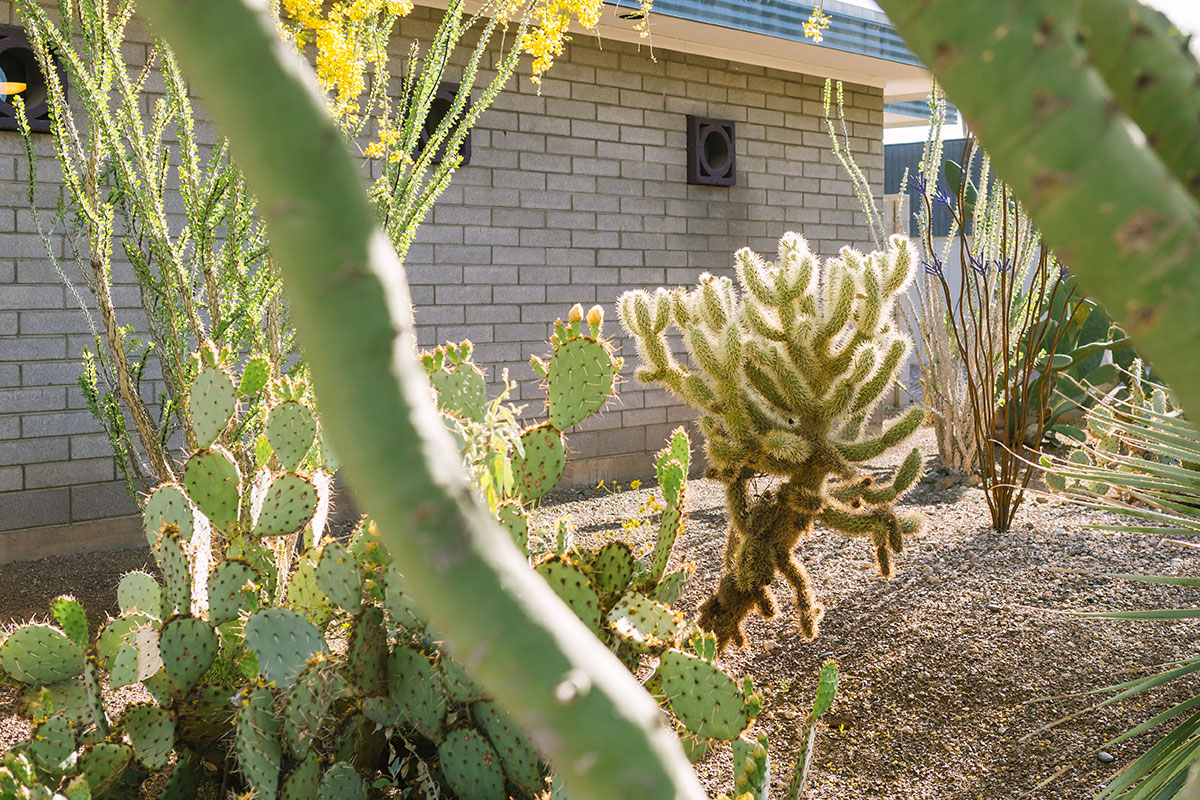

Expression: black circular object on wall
xmin=687 ymin=115 xmax=736 ymax=186
xmin=0 ymin=25 xmax=60 ymax=133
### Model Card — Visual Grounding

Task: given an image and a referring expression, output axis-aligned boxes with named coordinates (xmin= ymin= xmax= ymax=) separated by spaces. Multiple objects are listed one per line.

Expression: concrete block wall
xmin=1 ymin=2 xmax=138 ymax=541
xmin=0 ymin=1 xmax=884 ymax=552
xmin=396 ymin=6 xmax=885 ymax=484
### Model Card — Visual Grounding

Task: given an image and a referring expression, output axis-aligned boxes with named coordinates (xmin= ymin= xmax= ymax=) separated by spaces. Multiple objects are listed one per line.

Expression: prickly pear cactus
xmin=620 ymin=233 xmax=926 ymax=648
xmin=0 ymin=308 xmax=773 ymax=800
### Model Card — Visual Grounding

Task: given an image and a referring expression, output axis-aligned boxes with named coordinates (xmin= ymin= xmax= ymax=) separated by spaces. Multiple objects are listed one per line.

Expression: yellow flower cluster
xmin=803 ymin=5 xmax=832 ymax=43
xmin=521 ymin=0 xmax=652 ymax=83
xmin=279 ymin=0 xmax=413 ymax=120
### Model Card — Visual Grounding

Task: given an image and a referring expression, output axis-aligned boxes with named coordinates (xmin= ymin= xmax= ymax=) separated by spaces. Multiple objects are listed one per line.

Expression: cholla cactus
xmin=619 ymin=233 xmax=926 ymax=648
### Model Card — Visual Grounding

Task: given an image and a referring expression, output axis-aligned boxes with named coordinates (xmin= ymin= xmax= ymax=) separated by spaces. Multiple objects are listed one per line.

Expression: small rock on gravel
xmin=1098 ymin=752 xmax=1116 ymax=764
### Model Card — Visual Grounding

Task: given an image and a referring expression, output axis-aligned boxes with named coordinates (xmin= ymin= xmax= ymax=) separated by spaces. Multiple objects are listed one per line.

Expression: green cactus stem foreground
xmin=620 ymin=233 xmax=925 ymax=649
xmin=872 ymin=0 xmax=1200 ymax=422
xmin=132 ymin=0 xmax=703 ymax=798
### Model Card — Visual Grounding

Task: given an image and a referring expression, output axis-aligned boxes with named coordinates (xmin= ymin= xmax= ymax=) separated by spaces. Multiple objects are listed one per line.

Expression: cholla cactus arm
xmin=136 ymin=2 xmax=706 ymax=798
xmin=621 ymin=233 xmax=925 ymax=649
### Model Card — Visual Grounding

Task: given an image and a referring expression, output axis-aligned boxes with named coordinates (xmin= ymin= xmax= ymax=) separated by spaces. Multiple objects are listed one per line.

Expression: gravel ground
xmin=544 ymin=429 xmax=1200 ymax=800
xmin=2 ymin=428 xmax=1198 ymax=799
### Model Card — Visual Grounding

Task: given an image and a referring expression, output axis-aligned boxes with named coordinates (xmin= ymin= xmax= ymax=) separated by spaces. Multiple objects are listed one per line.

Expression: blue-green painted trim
xmin=612 ymin=0 xmax=922 ymax=67
xmin=885 ymin=100 xmax=958 ymax=124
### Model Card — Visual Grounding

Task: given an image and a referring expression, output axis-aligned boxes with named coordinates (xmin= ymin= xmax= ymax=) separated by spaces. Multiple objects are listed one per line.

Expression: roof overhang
xmin=412 ymin=0 xmax=934 ymax=103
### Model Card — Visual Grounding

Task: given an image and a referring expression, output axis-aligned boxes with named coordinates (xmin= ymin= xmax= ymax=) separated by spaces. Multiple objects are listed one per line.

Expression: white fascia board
xmin=410 ymin=0 xmax=932 ymax=100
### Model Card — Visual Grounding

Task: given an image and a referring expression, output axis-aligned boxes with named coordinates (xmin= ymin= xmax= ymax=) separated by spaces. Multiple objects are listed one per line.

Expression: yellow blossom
xmin=803 ymin=6 xmax=831 ymax=43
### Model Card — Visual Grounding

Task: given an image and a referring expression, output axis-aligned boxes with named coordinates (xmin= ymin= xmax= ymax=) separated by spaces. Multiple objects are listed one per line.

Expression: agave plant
xmin=1043 ymin=387 xmax=1200 ymax=798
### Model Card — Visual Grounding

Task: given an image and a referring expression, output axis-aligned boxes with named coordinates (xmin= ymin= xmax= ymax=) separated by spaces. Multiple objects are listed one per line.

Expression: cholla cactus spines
xmin=620 ymin=233 xmax=926 ymax=649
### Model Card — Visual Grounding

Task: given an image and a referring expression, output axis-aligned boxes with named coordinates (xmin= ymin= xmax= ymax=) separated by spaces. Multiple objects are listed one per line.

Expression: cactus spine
xmin=620 ymin=233 xmax=925 ymax=648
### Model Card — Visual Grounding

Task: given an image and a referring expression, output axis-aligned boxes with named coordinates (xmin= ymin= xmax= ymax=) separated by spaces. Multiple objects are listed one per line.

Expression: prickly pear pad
xmin=657 ymin=649 xmax=752 ymax=741
xmin=589 ymin=540 xmax=635 ymax=599
xmin=117 ymin=572 xmax=164 ymax=619
xmin=236 ymin=685 xmax=282 ymax=800
xmin=318 ymin=761 xmax=365 ymax=800
xmin=286 ymin=549 xmax=335 ymax=629
xmin=438 ymin=728 xmax=506 ymax=800
xmin=30 ymin=715 xmax=76 ymax=774
xmin=121 ymin=702 xmax=175 ymax=770
xmin=812 ymin=660 xmax=839 ymax=719
xmin=651 ymin=566 xmax=694 ymax=607
xmin=79 ymin=742 xmax=132 ymax=796
xmin=245 ymin=608 xmax=329 ymax=690
xmin=546 ymin=337 xmax=615 ymax=430
xmin=108 ymin=640 xmax=141 ymax=689
xmin=383 ymin=646 xmax=446 ymax=740
xmin=159 ymin=616 xmax=218 ymax=696
xmin=208 ymin=560 xmax=261 ymax=627
xmin=252 ymin=473 xmax=318 ymax=539
xmin=266 ymin=400 xmax=318 ymax=472
xmin=315 ymin=540 xmax=362 ymax=613
xmin=283 ymin=660 xmax=343 ymax=755
xmin=143 ymin=484 xmax=195 ymax=545
xmin=153 ymin=526 xmax=192 ymax=616
xmin=0 ymin=624 xmax=85 ymax=685
xmin=282 ymin=750 xmax=320 ymax=800
xmin=343 ymin=606 xmax=387 ymax=697
xmin=238 ymin=355 xmax=271 ymax=397
xmin=732 ymin=732 xmax=770 ymax=800
xmin=606 ymin=591 xmax=683 ymax=654
xmin=474 ymin=700 xmax=543 ymax=796
xmin=383 ymin=566 xmax=423 ymax=630
xmin=659 ymin=428 xmax=692 ymax=493
xmin=50 ymin=596 xmax=88 ymax=649
xmin=513 ymin=423 xmax=567 ymax=502
xmin=431 ymin=367 xmax=488 ymax=423
xmin=534 ymin=557 xmax=602 ymax=636
xmin=439 ymin=651 xmax=484 ymax=705
xmin=495 ymin=501 xmax=529 ymax=554
xmin=190 ymin=366 xmax=238 ymax=449
xmin=183 ymin=446 xmax=242 ymax=532
xmin=20 ymin=678 xmax=91 ymax=726
xmin=95 ymin=614 xmax=153 ymax=665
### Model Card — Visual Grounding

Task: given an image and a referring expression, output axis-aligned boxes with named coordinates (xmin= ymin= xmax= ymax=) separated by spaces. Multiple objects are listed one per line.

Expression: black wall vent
xmin=416 ymin=81 xmax=471 ymax=165
xmin=0 ymin=26 xmax=58 ymax=133
xmin=686 ymin=115 xmax=735 ymax=186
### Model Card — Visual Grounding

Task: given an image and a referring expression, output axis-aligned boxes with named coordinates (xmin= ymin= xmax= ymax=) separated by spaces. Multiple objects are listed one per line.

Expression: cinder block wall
xmin=0 ymin=1 xmax=884 ymax=548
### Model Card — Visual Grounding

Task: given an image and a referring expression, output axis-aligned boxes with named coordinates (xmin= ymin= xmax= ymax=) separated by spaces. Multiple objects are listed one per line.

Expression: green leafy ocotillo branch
xmin=873 ymin=0 xmax=1200 ymax=417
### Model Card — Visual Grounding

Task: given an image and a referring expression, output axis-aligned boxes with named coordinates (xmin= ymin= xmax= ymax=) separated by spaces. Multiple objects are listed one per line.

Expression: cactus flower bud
xmin=587 ymin=304 xmax=603 ymax=327
xmin=568 ymin=303 xmax=584 ymax=323
xmin=743 ymin=755 xmax=757 ymax=773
